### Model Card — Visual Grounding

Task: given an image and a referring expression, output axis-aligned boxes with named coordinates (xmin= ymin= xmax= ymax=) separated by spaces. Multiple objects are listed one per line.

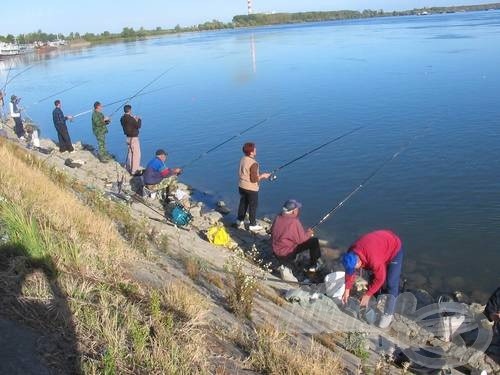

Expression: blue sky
xmin=1 ymin=0 xmax=489 ymax=35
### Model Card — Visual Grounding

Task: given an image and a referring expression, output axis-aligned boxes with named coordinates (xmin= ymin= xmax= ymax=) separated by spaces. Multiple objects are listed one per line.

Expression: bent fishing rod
xmin=1 ymin=61 xmax=13 ymax=93
xmin=71 ymin=84 xmax=177 ymax=119
xmin=107 ymin=65 xmax=176 ymax=118
xmin=181 ymin=113 xmax=279 ymax=169
xmin=5 ymin=63 xmax=36 ymax=87
xmin=311 ymin=137 xmax=418 ymax=230
xmin=268 ymin=126 xmax=363 ymax=181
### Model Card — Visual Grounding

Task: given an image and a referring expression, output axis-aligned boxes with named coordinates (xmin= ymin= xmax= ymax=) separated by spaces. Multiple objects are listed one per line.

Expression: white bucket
xmin=324 ymin=271 xmax=345 ymax=299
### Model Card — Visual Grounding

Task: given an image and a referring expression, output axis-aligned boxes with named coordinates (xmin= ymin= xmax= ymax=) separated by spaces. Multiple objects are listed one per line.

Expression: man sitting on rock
xmin=341 ymin=229 xmax=403 ymax=329
xmin=271 ymin=199 xmax=322 ymax=273
xmin=484 ymin=286 xmax=500 ymax=364
xmin=143 ymin=149 xmax=182 ymax=198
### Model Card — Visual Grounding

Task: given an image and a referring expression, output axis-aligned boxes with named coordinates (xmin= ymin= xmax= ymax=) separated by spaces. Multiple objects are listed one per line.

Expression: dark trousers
xmin=237 ymin=187 xmax=258 ymax=226
xmin=13 ymin=117 xmax=25 ymax=138
xmin=382 ymin=247 xmax=404 ymax=315
xmin=278 ymin=237 xmax=321 ymax=267
xmin=55 ymin=123 xmax=74 ymax=152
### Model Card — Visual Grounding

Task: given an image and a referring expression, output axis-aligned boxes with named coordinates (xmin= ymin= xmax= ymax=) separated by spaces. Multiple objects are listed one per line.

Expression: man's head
xmin=94 ymin=101 xmax=102 ymax=111
xmin=54 ymin=99 xmax=61 ymax=107
xmin=282 ymin=199 xmax=302 ymax=216
xmin=242 ymin=142 xmax=256 ymax=157
xmin=342 ymin=251 xmax=362 ymax=275
xmin=123 ymin=104 xmax=132 ymax=114
xmin=11 ymin=95 xmax=19 ymax=103
xmin=155 ymin=149 xmax=168 ymax=162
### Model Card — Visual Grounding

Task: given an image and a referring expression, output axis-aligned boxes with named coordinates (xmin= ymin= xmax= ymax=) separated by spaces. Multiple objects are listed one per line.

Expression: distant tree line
xmin=1 ymin=3 xmax=499 ymax=45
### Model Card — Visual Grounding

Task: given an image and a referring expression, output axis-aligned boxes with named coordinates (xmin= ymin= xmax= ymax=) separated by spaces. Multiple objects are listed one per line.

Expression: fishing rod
xmin=180 ymin=113 xmax=279 ymax=169
xmin=269 ymin=126 xmax=363 ymax=181
xmin=72 ymin=84 xmax=177 ymax=119
xmin=31 ymin=81 xmax=89 ymax=105
xmin=107 ymin=65 xmax=176 ymax=118
xmin=5 ymin=63 xmax=36 ymax=87
xmin=1 ymin=61 xmax=13 ymax=93
xmin=311 ymin=136 xmax=418 ymax=230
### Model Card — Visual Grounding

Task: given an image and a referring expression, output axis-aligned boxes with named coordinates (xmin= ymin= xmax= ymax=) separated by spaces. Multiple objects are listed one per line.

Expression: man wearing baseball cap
xmin=341 ymin=230 xmax=403 ymax=328
xmin=271 ymin=199 xmax=322 ymax=272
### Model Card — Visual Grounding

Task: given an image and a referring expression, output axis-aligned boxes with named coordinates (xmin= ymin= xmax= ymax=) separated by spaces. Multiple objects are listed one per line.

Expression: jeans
xmin=383 ymin=247 xmax=404 ymax=315
xmin=237 ymin=187 xmax=258 ymax=226
xmin=278 ymin=237 xmax=321 ymax=268
xmin=14 ymin=117 xmax=25 ymax=138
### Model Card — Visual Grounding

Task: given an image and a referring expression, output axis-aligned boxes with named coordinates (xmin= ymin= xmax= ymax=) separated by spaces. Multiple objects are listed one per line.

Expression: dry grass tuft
xmin=236 ymin=324 xmax=344 ymax=374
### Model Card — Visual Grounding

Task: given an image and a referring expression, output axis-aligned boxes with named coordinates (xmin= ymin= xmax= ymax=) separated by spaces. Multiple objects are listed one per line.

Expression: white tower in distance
xmin=247 ymin=0 xmax=253 ymax=15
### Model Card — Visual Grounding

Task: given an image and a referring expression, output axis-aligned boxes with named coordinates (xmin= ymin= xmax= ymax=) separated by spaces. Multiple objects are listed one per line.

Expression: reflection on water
xmin=2 ymin=11 xmax=500 ymax=300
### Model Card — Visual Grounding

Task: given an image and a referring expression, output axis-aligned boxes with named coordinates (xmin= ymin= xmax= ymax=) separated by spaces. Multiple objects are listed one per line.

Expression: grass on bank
xmin=0 ymin=138 xmax=345 ymax=373
xmin=0 ymin=138 xmax=209 ymax=373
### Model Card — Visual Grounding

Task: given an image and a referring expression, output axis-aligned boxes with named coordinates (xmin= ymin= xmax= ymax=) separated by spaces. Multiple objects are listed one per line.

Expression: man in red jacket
xmin=341 ymin=230 xmax=403 ymax=328
xmin=271 ymin=199 xmax=322 ymax=272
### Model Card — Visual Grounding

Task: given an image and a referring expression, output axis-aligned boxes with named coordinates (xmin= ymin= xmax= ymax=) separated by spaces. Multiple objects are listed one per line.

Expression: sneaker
xmin=378 ymin=313 xmax=394 ymax=329
xmin=248 ymin=224 xmax=263 ymax=232
xmin=233 ymin=220 xmax=245 ymax=229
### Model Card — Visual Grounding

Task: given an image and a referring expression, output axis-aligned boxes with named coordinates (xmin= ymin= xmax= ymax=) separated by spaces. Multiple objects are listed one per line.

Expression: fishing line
xmin=181 ymin=112 xmax=280 ymax=169
xmin=311 ymin=133 xmax=423 ymax=230
xmin=72 ymin=84 xmax=178 ymax=119
xmin=107 ymin=65 xmax=176 ymax=118
xmin=269 ymin=126 xmax=363 ymax=181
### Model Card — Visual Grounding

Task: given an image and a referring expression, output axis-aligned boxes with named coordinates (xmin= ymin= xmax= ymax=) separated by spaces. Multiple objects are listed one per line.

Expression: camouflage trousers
xmin=145 ymin=176 xmax=178 ymax=193
xmin=93 ymin=129 xmax=110 ymax=160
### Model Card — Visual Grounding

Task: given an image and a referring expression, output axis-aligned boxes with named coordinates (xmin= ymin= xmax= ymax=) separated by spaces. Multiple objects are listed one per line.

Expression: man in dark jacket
xmin=52 ymin=99 xmax=74 ymax=152
xmin=143 ymin=149 xmax=182 ymax=194
xmin=484 ymin=286 xmax=500 ymax=364
xmin=120 ymin=104 xmax=141 ymax=174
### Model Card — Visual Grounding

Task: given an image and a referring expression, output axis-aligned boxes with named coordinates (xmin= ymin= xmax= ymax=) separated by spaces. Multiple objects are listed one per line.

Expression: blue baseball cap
xmin=342 ymin=251 xmax=359 ymax=275
xmin=282 ymin=199 xmax=302 ymax=213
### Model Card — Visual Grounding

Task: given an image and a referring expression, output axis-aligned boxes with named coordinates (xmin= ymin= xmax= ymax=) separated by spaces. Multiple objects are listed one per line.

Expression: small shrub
xmin=344 ymin=331 xmax=370 ymax=361
xmin=224 ymin=248 xmax=263 ymax=319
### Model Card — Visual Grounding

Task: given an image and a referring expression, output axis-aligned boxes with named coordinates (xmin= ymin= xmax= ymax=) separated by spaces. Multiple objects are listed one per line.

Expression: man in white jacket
xmin=9 ymin=95 xmax=25 ymax=139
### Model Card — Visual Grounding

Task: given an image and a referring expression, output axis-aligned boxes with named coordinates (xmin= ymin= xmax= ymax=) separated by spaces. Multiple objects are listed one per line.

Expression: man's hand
xmin=134 ymin=115 xmax=141 ymax=121
xmin=260 ymin=172 xmax=271 ymax=180
xmin=306 ymin=228 xmax=314 ymax=237
xmin=360 ymin=294 xmax=371 ymax=307
xmin=173 ymin=168 xmax=182 ymax=175
xmin=491 ymin=312 xmax=500 ymax=322
xmin=104 ymin=116 xmax=111 ymax=123
xmin=67 ymin=115 xmax=74 ymax=120
xmin=342 ymin=289 xmax=350 ymax=305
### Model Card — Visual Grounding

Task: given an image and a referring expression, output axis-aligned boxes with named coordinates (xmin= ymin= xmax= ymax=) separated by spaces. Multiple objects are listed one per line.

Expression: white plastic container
xmin=324 ymin=271 xmax=346 ymax=300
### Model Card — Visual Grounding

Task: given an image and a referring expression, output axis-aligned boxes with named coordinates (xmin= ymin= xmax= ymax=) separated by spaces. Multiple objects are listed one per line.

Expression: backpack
xmin=170 ymin=204 xmax=192 ymax=226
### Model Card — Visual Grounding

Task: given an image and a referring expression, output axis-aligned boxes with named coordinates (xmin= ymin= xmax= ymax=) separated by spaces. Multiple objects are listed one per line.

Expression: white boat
xmin=0 ymin=42 xmax=21 ymax=57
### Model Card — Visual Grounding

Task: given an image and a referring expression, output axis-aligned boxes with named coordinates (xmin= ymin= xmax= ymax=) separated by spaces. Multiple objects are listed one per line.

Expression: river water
xmin=3 ymin=11 xmax=500 ymax=300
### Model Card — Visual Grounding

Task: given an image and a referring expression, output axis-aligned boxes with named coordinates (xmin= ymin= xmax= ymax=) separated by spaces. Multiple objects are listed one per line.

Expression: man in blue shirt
xmin=52 ymin=99 xmax=74 ymax=152
xmin=143 ymin=149 xmax=182 ymax=195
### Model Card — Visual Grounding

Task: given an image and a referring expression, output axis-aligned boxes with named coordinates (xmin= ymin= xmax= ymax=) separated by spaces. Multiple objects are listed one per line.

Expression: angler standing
xmin=0 ymin=90 xmax=5 ymax=122
xmin=91 ymin=101 xmax=112 ymax=162
xmin=120 ymin=104 xmax=141 ymax=175
xmin=9 ymin=95 xmax=25 ymax=140
xmin=341 ymin=230 xmax=403 ymax=329
xmin=52 ymin=99 xmax=74 ymax=153
xmin=235 ymin=142 xmax=271 ymax=232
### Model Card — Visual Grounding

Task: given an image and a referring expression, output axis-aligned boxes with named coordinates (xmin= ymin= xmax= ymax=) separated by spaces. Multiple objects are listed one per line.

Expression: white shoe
xmin=378 ymin=313 xmax=394 ymax=329
xmin=249 ymin=225 xmax=263 ymax=232
xmin=235 ymin=220 xmax=245 ymax=229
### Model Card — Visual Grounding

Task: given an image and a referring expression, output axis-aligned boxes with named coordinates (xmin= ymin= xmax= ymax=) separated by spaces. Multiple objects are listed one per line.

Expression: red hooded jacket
xmin=345 ymin=230 xmax=402 ymax=296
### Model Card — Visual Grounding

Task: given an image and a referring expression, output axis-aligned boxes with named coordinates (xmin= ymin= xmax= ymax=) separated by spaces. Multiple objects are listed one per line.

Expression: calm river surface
xmin=3 ymin=11 xmax=500 ymax=300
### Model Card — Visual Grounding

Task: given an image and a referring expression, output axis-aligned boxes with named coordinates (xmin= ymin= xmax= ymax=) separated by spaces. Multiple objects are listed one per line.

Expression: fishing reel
xmin=269 ymin=174 xmax=278 ymax=181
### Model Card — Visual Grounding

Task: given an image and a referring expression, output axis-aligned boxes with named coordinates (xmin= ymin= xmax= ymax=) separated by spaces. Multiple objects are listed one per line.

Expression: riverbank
xmin=0 ymin=119 xmax=498 ymax=373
